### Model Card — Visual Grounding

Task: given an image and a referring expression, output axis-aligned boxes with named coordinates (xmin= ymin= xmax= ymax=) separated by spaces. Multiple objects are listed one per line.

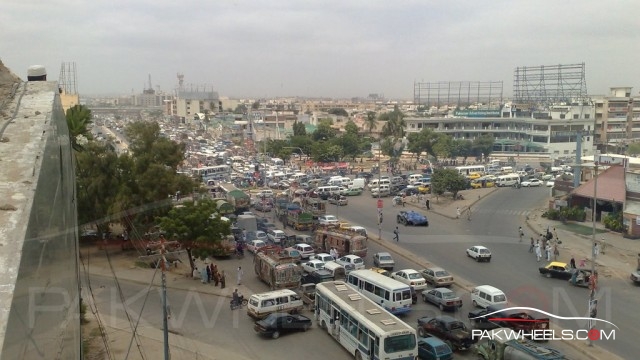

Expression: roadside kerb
xmin=368 ymin=202 xmax=613 ymax=360
xmin=405 ymin=187 xmax=499 ymax=219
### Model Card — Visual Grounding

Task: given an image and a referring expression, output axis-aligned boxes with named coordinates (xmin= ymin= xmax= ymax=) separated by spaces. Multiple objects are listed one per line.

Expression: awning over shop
xmin=215 ymin=200 xmax=234 ymax=214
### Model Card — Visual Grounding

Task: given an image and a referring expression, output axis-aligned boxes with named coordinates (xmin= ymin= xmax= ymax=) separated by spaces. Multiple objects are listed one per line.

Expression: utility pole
xmin=160 ymin=241 xmax=170 ymax=359
xmin=377 ymin=145 xmax=382 ymax=241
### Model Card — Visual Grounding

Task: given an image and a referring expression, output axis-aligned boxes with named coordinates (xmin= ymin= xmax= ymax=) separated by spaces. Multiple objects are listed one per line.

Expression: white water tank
xmin=27 ymin=65 xmax=47 ymax=81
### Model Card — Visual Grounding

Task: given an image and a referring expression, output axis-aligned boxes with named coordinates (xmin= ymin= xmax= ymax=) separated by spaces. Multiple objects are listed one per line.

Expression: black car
xmin=396 ymin=187 xmax=419 ymax=197
xmin=254 ymin=313 xmax=312 ymax=339
xmin=258 ymin=222 xmax=277 ymax=232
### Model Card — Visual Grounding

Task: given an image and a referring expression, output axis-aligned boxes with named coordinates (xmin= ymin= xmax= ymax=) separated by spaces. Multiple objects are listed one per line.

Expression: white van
xmin=496 ymin=174 xmax=520 ymax=187
xmin=349 ymin=226 xmax=368 ymax=238
xmin=470 ymin=285 xmax=507 ymax=308
xmin=368 ymin=178 xmax=391 ymax=190
xmin=500 ymin=166 xmax=513 ymax=174
xmin=317 ymin=186 xmax=341 ymax=195
xmin=247 ymin=289 xmax=304 ymax=319
xmin=339 ymin=177 xmax=352 ymax=187
xmin=350 ymin=178 xmax=365 ymax=190
xmin=408 ymin=174 xmax=423 ymax=183
xmin=323 ymin=261 xmax=355 ymax=280
xmin=289 ymin=173 xmax=306 ymax=182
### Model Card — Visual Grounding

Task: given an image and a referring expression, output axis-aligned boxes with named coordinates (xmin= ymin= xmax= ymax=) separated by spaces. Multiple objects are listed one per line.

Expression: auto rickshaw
xmin=569 ymin=269 xmax=595 ymax=287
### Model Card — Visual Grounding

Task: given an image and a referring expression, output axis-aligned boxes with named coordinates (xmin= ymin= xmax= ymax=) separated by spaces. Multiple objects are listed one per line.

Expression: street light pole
xmin=587 ymin=163 xmax=598 ymax=347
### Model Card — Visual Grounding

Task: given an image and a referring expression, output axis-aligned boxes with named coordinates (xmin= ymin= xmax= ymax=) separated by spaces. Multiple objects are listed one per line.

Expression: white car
xmin=267 ymin=229 xmax=287 ymax=244
xmin=521 ymin=179 xmax=542 ymax=187
xmin=256 ymin=189 xmax=274 ymax=198
xmin=302 ymin=259 xmax=325 ymax=273
xmin=293 ymin=243 xmax=315 ymax=259
xmin=247 ymin=240 xmax=266 ymax=254
xmin=318 ymin=215 xmax=339 ymax=226
xmin=545 ymin=180 xmax=555 ymax=187
xmin=310 ymin=253 xmax=333 ymax=263
xmin=336 ymin=255 xmax=365 ymax=270
xmin=466 ymin=245 xmax=492 ymax=262
xmin=391 ymin=269 xmax=428 ymax=290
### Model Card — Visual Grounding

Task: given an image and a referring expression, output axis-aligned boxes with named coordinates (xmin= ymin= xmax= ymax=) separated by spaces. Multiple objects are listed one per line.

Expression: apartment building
xmin=404 ymin=103 xmax=596 ymax=157
xmin=593 ymin=87 xmax=640 ymax=150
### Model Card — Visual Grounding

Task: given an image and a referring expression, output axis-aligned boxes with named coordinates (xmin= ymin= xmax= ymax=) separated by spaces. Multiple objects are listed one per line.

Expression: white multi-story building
xmin=404 ymin=103 xmax=596 ymax=157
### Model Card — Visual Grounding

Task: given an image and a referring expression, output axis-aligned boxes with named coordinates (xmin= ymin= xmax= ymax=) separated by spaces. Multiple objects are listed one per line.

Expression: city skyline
xmin=2 ymin=0 xmax=639 ymax=99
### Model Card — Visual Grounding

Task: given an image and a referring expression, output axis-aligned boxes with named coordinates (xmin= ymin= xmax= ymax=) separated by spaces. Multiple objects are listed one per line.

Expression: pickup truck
xmin=475 ymin=328 xmax=564 ymax=360
xmin=417 ymin=316 xmax=477 ymax=351
xmin=468 ymin=304 xmax=550 ymax=334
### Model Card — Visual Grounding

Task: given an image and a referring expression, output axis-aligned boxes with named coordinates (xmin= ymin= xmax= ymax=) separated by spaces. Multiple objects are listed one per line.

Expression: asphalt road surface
xmin=339 ymin=187 xmax=636 ymax=360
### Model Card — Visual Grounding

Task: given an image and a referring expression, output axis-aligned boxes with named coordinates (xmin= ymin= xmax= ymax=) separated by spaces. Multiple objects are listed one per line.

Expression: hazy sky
xmin=2 ymin=0 xmax=639 ymax=99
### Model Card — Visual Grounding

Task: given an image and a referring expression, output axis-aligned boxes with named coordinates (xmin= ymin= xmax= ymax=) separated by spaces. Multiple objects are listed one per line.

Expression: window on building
xmin=585 ymin=114 xmax=590 ymax=119
xmin=560 ymin=114 xmax=566 ymax=119
xmin=417 ymin=123 xmax=423 ymax=129
xmin=573 ymin=114 xmax=579 ymax=119
xmin=410 ymin=124 xmax=415 ymax=129
xmin=564 ymin=150 xmax=569 ymax=154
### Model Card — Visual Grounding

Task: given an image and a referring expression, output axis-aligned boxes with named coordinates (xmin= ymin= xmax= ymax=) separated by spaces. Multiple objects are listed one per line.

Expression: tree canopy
xmin=75 ymin=121 xmax=199 ymax=236
xmin=431 ymin=168 xmax=468 ymax=199
xmin=156 ymin=199 xmax=231 ymax=262
xmin=66 ymin=104 xmax=93 ymax=151
xmin=328 ymin=108 xmax=349 ymax=117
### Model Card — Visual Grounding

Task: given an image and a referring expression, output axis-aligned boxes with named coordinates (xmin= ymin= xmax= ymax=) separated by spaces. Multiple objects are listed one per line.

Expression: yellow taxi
xmin=470 ymin=178 xmax=495 ymax=189
xmin=467 ymin=172 xmax=482 ymax=180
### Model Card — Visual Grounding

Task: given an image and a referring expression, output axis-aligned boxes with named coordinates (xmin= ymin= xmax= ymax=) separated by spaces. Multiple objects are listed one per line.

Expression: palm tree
xmin=365 ymin=111 xmax=378 ymax=136
xmin=66 ymin=104 xmax=93 ymax=152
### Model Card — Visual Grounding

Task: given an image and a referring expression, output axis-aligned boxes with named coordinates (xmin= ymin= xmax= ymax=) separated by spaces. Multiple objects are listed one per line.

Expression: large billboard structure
xmin=513 ymin=63 xmax=588 ymax=106
xmin=413 ymin=81 xmax=504 ymax=111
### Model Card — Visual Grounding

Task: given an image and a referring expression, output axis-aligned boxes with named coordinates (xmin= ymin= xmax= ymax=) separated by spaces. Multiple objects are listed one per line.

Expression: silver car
xmin=421 ymin=288 xmax=463 ymax=311
xmin=373 ymin=252 xmax=395 ymax=270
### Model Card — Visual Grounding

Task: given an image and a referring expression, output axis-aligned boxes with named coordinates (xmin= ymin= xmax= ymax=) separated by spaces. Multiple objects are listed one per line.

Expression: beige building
xmin=593 ymin=87 xmax=640 ymax=150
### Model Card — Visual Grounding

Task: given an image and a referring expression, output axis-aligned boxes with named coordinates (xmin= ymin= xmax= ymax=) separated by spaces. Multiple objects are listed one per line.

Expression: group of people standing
xmin=194 ymin=262 xmax=226 ymax=289
xmin=527 ymin=227 xmax=560 ymax=263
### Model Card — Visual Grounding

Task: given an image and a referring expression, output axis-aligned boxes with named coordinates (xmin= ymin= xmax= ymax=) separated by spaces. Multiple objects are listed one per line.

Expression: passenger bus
xmin=454 ymin=165 xmax=486 ymax=176
xmin=315 ymin=281 xmax=418 ymax=360
xmin=191 ymin=165 xmax=230 ymax=182
xmin=345 ymin=270 xmax=412 ymax=315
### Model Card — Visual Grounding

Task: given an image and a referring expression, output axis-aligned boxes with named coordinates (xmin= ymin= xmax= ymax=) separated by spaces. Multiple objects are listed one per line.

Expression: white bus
xmin=191 ymin=165 xmax=230 ymax=181
xmin=345 ymin=270 xmax=412 ymax=315
xmin=315 ymin=281 xmax=418 ymax=360
xmin=454 ymin=165 xmax=486 ymax=176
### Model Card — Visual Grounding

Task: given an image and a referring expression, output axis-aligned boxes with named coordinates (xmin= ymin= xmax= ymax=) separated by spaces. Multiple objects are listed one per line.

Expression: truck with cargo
xmin=314 ymin=227 xmax=368 ymax=258
xmin=474 ymin=328 xmax=565 ymax=360
xmin=236 ymin=214 xmax=258 ymax=233
xmin=304 ymin=198 xmax=327 ymax=218
xmin=286 ymin=209 xmax=314 ymax=231
xmin=254 ymin=251 xmax=303 ymax=290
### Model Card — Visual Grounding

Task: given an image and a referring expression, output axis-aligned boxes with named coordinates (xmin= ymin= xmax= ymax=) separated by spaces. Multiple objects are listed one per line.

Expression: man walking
xmin=518 ymin=226 xmax=524 ymax=242
xmin=529 ymin=237 xmax=535 ymax=253
xmin=466 ymin=207 xmax=472 ymax=221
xmin=570 ymin=256 xmax=576 ymax=269
xmin=456 ymin=207 xmax=460 ymax=219
xmin=237 ymin=266 xmax=244 ymax=285
xmin=535 ymin=241 xmax=542 ymax=262
xmin=426 ymin=199 xmax=430 ymax=210
xmin=393 ymin=227 xmax=399 ymax=242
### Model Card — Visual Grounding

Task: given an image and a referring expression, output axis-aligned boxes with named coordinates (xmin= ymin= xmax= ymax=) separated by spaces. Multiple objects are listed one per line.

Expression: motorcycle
xmin=230 ymin=297 xmax=248 ymax=310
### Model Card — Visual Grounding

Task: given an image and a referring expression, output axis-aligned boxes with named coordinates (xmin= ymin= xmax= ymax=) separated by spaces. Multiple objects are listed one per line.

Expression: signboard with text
xmin=453 ymin=110 xmax=501 ymax=118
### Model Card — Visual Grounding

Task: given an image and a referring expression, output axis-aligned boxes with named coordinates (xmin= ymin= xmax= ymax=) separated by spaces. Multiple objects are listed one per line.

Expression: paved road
xmin=337 ymin=187 xmax=634 ymax=360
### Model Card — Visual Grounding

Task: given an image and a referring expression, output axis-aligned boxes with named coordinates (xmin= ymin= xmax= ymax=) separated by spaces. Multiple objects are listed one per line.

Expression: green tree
xmin=333 ymin=132 xmax=361 ymax=160
xmin=406 ymin=128 xmax=441 ymax=162
xmin=450 ymin=138 xmax=473 ymax=162
xmin=627 ymin=142 xmax=640 ymax=156
xmin=156 ymin=199 xmax=231 ymax=273
xmin=288 ymin=135 xmax=313 ymax=158
xmin=364 ymin=111 xmax=378 ymax=136
xmin=312 ymin=122 xmax=337 ymax=142
xmin=66 ymin=104 xmax=93 ymax=151
xmin=433 ymin=134 xmax=452 ymax=159
xmin=292 ymin=121 xmax=307 ymax=136
xmin=328 ymin=108 xmax=349 ymax=117
xmin=431 ymin=168 xmax=467 ymax=199
xmin=251 ymin=101 xmax=260 ymax=110
xmin=233 ymin=104 xmax=248 ymax=114
xmin=344 ymin=119 xmax=359 ymax=135
xmin=472 ymin=135 xmax=495 ymax=161
xmin=311 ymin=142 xmax=342 ymax=162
